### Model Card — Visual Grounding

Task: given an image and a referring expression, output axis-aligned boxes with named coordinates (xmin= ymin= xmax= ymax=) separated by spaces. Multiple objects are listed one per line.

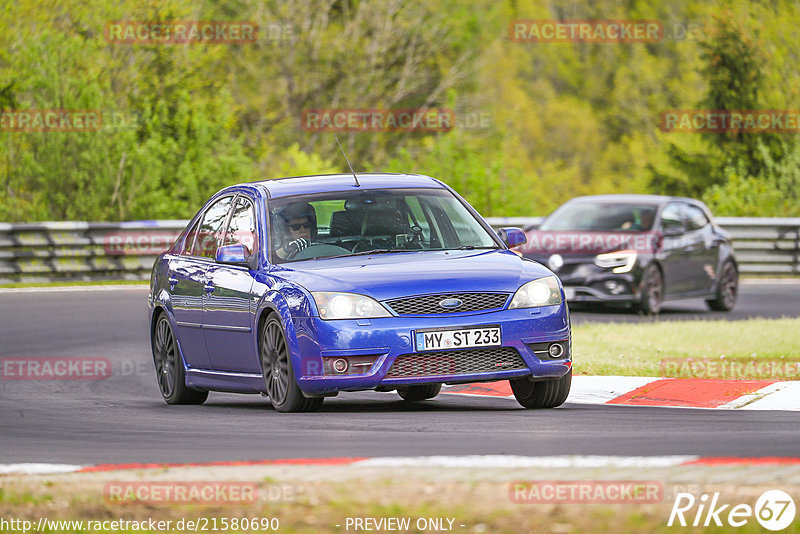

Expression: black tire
xmin=152 ymin=313 xmax=208 ymax=405
xmin=510 ymin=369 xmax=571 ymax=409
xmin=397 ymin=383 xmax=442 ymax=401
xmin=638 ymin=264 xmax=663 ymax=315
xmin=707 ymin=261 xmax=738 ymax=311
xmin=260 ymin=314 xmax=323 ymax=413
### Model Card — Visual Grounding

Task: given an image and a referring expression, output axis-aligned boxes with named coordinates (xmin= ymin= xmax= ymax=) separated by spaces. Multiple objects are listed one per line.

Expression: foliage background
xmin=1 ymin=0 xmax=798 ymax=222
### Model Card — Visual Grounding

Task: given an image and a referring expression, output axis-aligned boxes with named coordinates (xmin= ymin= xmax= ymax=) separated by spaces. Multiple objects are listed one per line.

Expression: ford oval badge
xmin=439 ymin=298 xmax=463 ymax=310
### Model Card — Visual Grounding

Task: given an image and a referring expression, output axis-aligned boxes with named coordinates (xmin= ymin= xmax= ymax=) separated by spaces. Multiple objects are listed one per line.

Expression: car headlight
xmin=594 ymin=250 xmax=637 ymax=273
xmin=312 ymin=292 xmax=392 ymax=320
xmin=509 ymin=276 xmax=563 ymax=308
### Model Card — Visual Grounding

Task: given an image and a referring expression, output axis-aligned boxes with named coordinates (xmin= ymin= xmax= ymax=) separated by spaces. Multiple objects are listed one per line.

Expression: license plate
xmin=563 ymin=287 xmax=576 ymax=300
xmin=415 ymin=326 xmax=501 ymax=351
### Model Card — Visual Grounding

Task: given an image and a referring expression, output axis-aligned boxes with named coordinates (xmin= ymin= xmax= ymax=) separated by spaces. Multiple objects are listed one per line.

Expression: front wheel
xmin=397 ymin=383 xmax=442 ymax=401
xmin=260 ymin=315 xmax=323 ymax=413
xmin=707 ymin=261 xmax=738 ymax=311
xmin=637 ymin=264 xmax=663 ymax=315
xmin=510 ymin=369 xmax=571 ymax=409
xmin=152 ymin=314 xmax=208 ymax=405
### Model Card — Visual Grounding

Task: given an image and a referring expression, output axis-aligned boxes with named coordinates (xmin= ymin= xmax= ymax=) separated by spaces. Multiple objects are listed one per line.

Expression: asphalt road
xmin=1 ymin=282 xmax=799 ymax=464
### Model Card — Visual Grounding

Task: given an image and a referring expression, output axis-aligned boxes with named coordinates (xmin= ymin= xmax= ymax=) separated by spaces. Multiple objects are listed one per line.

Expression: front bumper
xmin=290 ymin=303 xmax=572 ymax=395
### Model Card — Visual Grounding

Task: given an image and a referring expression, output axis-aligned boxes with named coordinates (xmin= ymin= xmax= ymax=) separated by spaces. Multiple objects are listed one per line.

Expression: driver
xmin=274 ymin=202 xmax=317 ymax=259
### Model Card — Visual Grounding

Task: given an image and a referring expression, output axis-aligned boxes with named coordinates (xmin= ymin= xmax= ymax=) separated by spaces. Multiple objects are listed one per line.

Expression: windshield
xmin=269 ymin=188 xmax=500 ymax=263
xmin=540 ymin=202 xmax=658 ymax=232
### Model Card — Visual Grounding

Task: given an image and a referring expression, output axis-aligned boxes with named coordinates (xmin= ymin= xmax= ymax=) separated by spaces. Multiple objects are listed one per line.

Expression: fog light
xmin=604 ymin=280 xmax=626 ymax=295
xmin=548 ymin=343 xmax=564 ymax=358
xmin=332 ymin=358 xmax=349 ymax=374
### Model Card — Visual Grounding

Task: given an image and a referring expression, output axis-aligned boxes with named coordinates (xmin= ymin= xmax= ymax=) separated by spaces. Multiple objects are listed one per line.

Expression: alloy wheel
xmin=153 ymin=315 xmax=177 ymax=398
xmin=261 ymin=320 xmax=289 ymax=404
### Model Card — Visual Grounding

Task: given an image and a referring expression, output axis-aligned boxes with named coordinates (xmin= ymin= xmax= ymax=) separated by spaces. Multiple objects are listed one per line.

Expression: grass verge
xmin=572 ymin=317 xmax=800 ymax=378
xmin=2 ymin=469 xmax=798 ymax=534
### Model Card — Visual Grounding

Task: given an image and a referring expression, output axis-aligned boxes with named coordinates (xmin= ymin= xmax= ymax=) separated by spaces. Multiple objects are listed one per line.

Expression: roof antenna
xmin=334 ymin=133 xmax=360 ymax=187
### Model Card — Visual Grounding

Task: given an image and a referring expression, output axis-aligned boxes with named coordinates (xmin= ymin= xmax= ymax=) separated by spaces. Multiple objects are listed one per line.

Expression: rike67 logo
xmin=668 ymin=490 xmax=796 ymax=531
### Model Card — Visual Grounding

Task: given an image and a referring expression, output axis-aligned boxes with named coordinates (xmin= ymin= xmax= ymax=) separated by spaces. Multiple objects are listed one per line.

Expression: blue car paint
xmin=148 ymin=173 xmax=572 ymax=398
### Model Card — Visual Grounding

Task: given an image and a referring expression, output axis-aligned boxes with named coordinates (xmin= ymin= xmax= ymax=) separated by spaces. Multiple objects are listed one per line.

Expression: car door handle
xmin=204 ymin=282 xmax=215 ymax=293
xmin=168 ymin=277 xmax=178 ymax=289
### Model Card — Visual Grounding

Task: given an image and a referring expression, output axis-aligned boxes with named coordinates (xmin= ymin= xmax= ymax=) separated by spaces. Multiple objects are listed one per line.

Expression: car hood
xmin=271 ymin=249 xmax=553 ymax=301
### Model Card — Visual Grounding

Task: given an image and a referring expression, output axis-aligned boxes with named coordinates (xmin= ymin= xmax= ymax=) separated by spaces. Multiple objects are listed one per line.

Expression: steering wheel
xmin=351 ymin=240 xmax=375 ymax=253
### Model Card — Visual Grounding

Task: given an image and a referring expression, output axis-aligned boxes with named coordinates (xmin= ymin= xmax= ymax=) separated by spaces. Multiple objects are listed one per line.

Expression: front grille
xmin=385 ymin=293 xmax=509 ymax=315
xmin=385 ymin=347 xmax=525 ymax=378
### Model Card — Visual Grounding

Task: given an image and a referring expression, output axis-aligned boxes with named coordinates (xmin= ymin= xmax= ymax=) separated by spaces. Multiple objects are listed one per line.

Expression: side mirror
xmin=497 ymin=227 xmax=527 ymax=247
xmin=663 ymin=225 xmax=684 ymax=237
xmin=215 ymin=244 xmax=249 ymax=266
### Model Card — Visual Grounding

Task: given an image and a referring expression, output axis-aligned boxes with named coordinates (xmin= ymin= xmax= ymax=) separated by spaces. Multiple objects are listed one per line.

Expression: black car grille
xmin=385 ymin=347 xmax=526 ymax=378
xmin=385 ymin=293 xmax=509 ymax=315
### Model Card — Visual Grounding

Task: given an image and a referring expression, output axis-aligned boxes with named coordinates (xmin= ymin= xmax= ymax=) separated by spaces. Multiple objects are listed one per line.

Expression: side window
xmin=181 ymin=218 xmax=201 ymax=256
xmin=684 ymin=205 xmax=709 ymax=231
xmin=224 ymin=197 xmax=257 ymax=256
xmin=660 ymin=203 xmax=684 ymax=233
xmin=191 ymin=196 xmax=234 ymax=258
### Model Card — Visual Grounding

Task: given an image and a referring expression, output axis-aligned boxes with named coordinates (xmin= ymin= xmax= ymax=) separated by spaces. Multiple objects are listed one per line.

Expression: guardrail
xmin=0 ymin=221 xmax=187 ymax=284
xmin=0 ymin=217 xmax=798 ymax=283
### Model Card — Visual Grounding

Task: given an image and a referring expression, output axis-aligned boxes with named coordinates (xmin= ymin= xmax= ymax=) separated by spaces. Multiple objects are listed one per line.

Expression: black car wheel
xmin=707 ymin=261 xmax=738 ymax=311
xmin=397 ymin=383 xmax=442 ymax=401
xmin=260 ymin=314 xmax=323 ymax=413
xmin=510 ymin=369 xmax=572 ymax=409
xmin=638 ymin=264 xmax=663 ymax=314
xmin=152 ymin=313 xmax=208 ymax=405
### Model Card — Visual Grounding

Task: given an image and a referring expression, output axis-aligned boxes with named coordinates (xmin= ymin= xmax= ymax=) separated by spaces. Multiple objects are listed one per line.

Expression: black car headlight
xmin=594 ymin=250 xmax=637 ymax=273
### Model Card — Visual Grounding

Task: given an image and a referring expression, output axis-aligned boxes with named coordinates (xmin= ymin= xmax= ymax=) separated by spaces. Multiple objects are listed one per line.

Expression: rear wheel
xmin=152 ymin=313 xmax=208 ymax=405
xmin=510 ymin=369 xmax=571 ymax=409
xmin=260 ymin=314 xmax=323 ymax=413
xmin=397 ymin=383 xmax=442 ymax=401
xmin=638 ymin=264 xmax=663 ymax=315
xmin=707 ymin=261 xmax=738 ymax=311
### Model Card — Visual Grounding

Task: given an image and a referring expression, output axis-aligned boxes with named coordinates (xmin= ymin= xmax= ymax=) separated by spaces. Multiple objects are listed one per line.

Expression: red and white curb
xmin=443 ymin=376 xmax=800 ymax=410
xmin=4 ymin=455 xmax=800 ymax=476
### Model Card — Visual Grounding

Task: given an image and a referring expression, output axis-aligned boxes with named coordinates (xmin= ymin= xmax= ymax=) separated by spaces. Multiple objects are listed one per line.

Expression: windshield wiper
xmin=324 ymin=249 xmax=414 ymax=259
xmin=452 ymin=246 xmax=501 ymax=250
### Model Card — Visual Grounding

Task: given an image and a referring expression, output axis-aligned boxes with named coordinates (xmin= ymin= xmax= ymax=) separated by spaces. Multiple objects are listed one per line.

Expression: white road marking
xmin=568 ymin=376 xmax=661 ymax=404
xmin=0 ymin=285 xmax=148 ymax=294
xmin=721 ymin=381 xmax=800 ymax=411
xmin=0 ymin=463 xmax=83 ymax=475
xmin=357 ymin=455 xmax=699 ymax=469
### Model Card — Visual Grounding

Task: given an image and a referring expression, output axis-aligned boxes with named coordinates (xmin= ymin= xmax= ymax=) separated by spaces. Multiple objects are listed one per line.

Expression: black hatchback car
xmin=518 ymin=195 xmax=738 ymax=314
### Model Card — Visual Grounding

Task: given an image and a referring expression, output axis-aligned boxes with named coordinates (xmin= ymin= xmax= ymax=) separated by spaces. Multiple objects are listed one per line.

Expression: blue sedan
xmin=148 ymin=173 xmax=572 ymax=412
